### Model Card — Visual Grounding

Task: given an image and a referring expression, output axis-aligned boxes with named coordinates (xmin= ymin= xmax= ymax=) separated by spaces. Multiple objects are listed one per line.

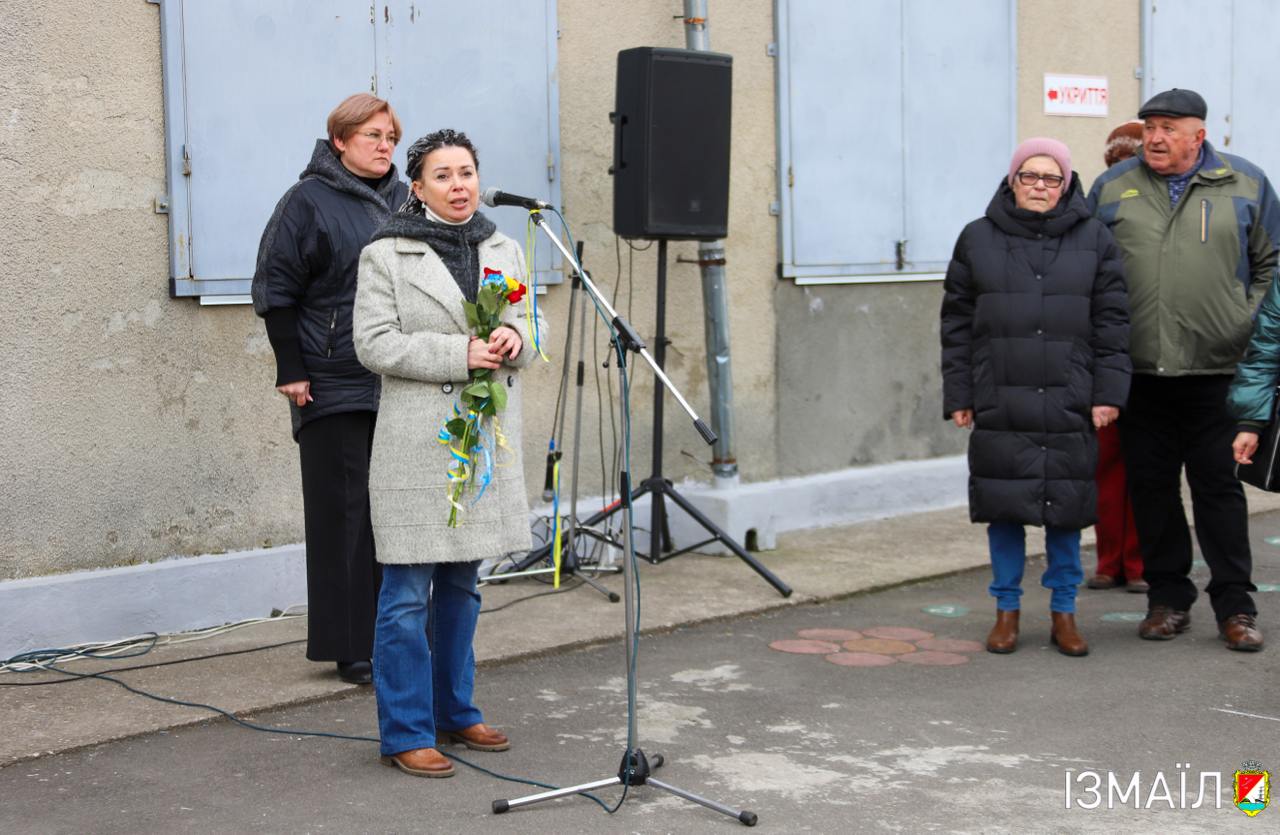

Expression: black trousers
xmin=1120 ymin=374 xmax=1257 ymax=621
xmin=297 ymin=410 xmax=381 ymax=661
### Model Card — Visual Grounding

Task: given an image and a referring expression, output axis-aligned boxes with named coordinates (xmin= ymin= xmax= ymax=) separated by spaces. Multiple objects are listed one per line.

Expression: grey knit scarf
xmin=370 ymin=208 xmax=497 ymax=303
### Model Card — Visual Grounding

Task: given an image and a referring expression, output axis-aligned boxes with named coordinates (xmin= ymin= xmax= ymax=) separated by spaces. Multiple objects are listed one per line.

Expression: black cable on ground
xmin=3 ymin=648 xmax=624 ymax=814
xmin=478 ymin=578 xmax=585 ymax=614
xmin=0 ymin=639 xmax=307 ymax=686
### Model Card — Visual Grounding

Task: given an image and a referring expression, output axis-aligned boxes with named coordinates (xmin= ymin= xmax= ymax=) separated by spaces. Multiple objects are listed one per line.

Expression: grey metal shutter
xmin=776 ymin=0 xmax=1015 ymax=283
xmin=155 ymin=0 xmax=561 ymax=299
xmin=1144 ymin=0 xmax=1280 ymax=179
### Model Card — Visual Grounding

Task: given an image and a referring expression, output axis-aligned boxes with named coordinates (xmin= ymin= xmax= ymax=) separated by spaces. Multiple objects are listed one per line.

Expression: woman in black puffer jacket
xmin=251 ymin=93 xmax=409 ymax=684
xmin=941 ymin=138 xmax=1130 ymax=657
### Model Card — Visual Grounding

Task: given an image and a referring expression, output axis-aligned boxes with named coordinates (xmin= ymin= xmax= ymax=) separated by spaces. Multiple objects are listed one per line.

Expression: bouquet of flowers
xmin=439 ymin=268 xmax=529 ymax=527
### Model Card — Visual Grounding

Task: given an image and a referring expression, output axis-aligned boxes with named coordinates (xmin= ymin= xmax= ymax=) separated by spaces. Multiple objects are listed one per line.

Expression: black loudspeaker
xmin=611 ymin=47 xmax=732 ymax=240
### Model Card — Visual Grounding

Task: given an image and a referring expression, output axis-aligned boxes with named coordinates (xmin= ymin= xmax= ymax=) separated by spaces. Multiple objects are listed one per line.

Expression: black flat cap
xmin=1138 ymin=88 xmax=1208 ymax=120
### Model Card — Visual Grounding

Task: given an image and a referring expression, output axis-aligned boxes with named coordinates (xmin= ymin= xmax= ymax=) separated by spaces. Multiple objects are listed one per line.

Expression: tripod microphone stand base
xmin=492 ymin=747 xmax=758 ymax=826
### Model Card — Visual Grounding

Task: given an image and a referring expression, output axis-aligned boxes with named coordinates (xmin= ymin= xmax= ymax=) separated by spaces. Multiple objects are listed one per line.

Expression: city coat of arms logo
xmin=1234 ymin=761 xmax=1271 ymax=816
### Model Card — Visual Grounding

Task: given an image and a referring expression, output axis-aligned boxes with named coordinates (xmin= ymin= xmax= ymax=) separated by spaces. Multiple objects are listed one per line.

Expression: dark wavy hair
xmin=404 ymin=128 xmax=479 ymax=181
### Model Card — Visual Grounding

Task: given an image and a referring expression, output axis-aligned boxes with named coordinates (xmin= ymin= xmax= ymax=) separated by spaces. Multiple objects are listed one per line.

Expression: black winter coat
xmin=251 ymin=140 xmax=409 ymax=437
xmin=940 ymin=177 xmax=1131 ymax=528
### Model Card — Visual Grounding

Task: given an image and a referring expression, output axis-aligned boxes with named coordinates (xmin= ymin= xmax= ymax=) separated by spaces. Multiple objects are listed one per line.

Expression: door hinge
xmin=766 ymin=42 xmax=778 ymax=57
xmin=768 ymin=201 xmax=780 ymax=216
xmin=154 ymin=196 xmax=170 ymax=214
xmin=787 ymin=165 xmax=793 ymax=188
xmin=895 ymin=240 xmax=907 ymax=271
xmin=547 ymin=152 xmax=556 ymax=183
xmin=181 ymin=144 xmax=191 ymax=176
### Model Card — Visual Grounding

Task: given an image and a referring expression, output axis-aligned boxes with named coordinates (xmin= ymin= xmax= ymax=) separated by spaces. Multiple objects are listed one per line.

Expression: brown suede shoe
xmin=1125 ymin=579 xmax=1149 ymax=594
xmin=442 ymin=723 xmax=510 ymax=752
xmin=1218 ymin=614 xmax=1264 ymax=652
xmin=1086 ymin=574 xmax=1120 ymax=590
xmin=1050 ymin=612 xmax=1089 ymax=656
xmin=1138 ymin=605 xmax=1190 ymax=640
xmin=986 ymin=610 xmax=1019 ymax=654
xmin=380 ymin=747 xmax=455 ymax=778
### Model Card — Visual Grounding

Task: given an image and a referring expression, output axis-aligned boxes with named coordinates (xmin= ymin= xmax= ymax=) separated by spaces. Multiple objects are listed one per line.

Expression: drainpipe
xmin=681 ymin=0 xmax=738 ymax=485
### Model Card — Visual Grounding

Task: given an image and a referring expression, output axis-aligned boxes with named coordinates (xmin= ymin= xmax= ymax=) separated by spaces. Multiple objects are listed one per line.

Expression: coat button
xmin=1035 ymin=274 xmax=1043 ymax=280
xmin=507 ymin=375 xmax=514 ymax=388
xmin=1041 ymin=445 xmax=1047 ymax=451
xmin=1045 ymin=500 xmax=1052 ymax=506
xmin=1037 ymin=387 xmax=1045 ymax=394
xmin=442 ymin=383 xmax=453 ymax=394
xmin=1036 ymin=328 xmax=1043 ymax=335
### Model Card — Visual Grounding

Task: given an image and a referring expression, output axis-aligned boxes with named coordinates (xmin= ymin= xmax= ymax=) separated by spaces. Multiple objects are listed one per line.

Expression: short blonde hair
xmin=327 ymin=93 xmax=401 ymax=144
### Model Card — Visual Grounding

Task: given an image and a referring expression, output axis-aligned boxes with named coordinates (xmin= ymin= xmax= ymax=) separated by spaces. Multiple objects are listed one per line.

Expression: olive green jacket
xmin=1086 ymin=142 xmax=1280 ymax=375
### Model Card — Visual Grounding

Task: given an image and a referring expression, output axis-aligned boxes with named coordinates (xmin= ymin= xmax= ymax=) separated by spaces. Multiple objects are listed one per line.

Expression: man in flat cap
xmin=1088 ymin=88 xmax=1279 ymax=651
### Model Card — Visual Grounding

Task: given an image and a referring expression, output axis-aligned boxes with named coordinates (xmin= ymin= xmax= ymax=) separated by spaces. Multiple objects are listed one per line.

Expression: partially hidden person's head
xmin=1104 ymin=120 xmax=1144 ymax=167
xmin=327 ymin=93 xmax=402 ymax=179
xmin=1007 ymin=137 xmax=1072 ymax=214
xmin=1137 ymin=88 xmax=1207 ymax=176
xmin=404 ymin=129 xmax=480 ymax=223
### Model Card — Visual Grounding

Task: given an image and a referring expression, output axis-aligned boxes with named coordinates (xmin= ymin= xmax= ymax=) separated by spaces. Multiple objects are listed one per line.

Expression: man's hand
xmin=1234 ymin=431 xmax=1260 ymax=465
xmin=951 ymin=409 xmax=974 ymax=429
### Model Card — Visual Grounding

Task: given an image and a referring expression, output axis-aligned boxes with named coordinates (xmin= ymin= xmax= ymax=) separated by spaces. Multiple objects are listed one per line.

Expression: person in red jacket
xmin=1086 ymin=120 xmax=1147 ymax=594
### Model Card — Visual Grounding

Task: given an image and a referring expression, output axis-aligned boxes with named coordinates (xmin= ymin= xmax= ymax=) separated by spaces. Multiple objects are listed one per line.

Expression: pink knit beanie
xmin=1007 ymin=137 xmax=1072 ymax=190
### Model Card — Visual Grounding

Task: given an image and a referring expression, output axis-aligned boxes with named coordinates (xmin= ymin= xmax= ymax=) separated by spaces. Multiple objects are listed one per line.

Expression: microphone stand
xmin=492 ymin=211 xmax=758 ymax=826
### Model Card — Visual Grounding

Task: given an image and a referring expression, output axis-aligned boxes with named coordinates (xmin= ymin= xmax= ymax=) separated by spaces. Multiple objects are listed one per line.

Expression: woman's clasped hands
xmin=467 ymin=326 xmax=522 ymax=370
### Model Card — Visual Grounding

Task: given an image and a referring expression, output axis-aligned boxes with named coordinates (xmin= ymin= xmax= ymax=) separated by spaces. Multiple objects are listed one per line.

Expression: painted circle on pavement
xmin=1256 ymin=583 xmax=1280 ymax=592
xmin=825 ymin=652 xmax=897 ymax=667
xmin=922 ymin=604 xmax=971 ymax=618
xmin=899 ymin=651 xmax=970 ymax=666
xmin=863 ymin=626 xmax=935 ymax=642
xmin=841 ymin=638 xmax=918 ymax=655
xmin=797 ymin=628 xmax=864 ymax=642
xmin=769 ymin=639 xmax=843 ymax=654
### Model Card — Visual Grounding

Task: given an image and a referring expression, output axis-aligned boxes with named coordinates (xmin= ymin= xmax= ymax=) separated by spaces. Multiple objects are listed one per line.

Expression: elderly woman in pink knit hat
xmin=941 ymin=138 xmax=1131 ymax=657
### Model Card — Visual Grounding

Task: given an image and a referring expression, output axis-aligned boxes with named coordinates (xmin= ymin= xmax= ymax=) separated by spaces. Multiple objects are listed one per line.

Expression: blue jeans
xmin=373 ymin=561 xmax=485 ymax=756
xmin=987 ymin=523 xmax=1083 ymax=613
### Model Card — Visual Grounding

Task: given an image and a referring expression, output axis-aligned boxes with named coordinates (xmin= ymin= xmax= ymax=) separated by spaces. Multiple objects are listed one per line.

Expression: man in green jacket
xmin=1087 ymin=88 xmax=1278 ymax=652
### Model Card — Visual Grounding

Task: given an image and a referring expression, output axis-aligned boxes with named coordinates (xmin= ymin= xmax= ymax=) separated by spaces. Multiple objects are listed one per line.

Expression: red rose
xmin=507 ymin=284 xmax=526 ymax=303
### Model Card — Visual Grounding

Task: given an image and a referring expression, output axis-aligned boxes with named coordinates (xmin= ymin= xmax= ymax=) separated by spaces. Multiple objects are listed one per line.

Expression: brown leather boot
xmin=986 ymin=610 xmax=1019 ymax=654
xmin=1050 ymin=612 xmax=1089 ymax=657
xmin=442 ymin=723 xmax=510 ymax=752
xmin=380 ymin=747 xmax=455 ymax=778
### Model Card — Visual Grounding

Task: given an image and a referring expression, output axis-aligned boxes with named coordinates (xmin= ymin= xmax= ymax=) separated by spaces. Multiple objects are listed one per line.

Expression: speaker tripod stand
xmin=492 ymin=213 xmax=758 ymax=826
xmin=504 ymin=239 xmax=792 ymax=598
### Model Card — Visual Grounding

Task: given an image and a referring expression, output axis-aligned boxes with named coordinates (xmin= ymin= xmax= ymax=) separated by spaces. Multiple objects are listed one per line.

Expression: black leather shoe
xmin=336 ymin=660 xmax=372 ymax=684
xmin=1138 ymin=606 xmax=1190 ymax=641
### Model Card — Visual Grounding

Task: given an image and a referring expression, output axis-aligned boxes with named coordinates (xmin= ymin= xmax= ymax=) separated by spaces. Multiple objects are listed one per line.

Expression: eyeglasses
xmin=1016 ymin=171 xmax=1064 ymax=188
xmin=357 ymin=130 xmax=398 ymax=146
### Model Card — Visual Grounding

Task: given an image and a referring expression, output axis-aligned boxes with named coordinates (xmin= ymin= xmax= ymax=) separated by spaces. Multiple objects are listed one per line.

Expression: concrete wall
xmin=0 ymin=0 xmax=782 ymax=582
xmin=534 ymin=0 xmax=783 ymax=497
xmin=0 ymin=1 xmax=302 ymax=581
xmin=0 ymin=1 xmax=1145 ymax=582
xmin=1017 ymin=0 xmax=1143 ymax=191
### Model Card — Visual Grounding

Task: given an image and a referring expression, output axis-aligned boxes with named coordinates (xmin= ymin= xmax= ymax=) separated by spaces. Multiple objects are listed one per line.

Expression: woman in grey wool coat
xmin=354 ymin=129 xmax=545 ymax=778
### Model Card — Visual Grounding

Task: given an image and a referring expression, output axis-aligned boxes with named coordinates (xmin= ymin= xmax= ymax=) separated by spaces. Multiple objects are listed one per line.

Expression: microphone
xmin=481 ymin=187 xmax=553 ymax=211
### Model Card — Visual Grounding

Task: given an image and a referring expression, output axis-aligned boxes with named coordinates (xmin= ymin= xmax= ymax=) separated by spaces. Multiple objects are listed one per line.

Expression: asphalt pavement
xmin=5 ymin=506 xmax=1280 ymax=833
